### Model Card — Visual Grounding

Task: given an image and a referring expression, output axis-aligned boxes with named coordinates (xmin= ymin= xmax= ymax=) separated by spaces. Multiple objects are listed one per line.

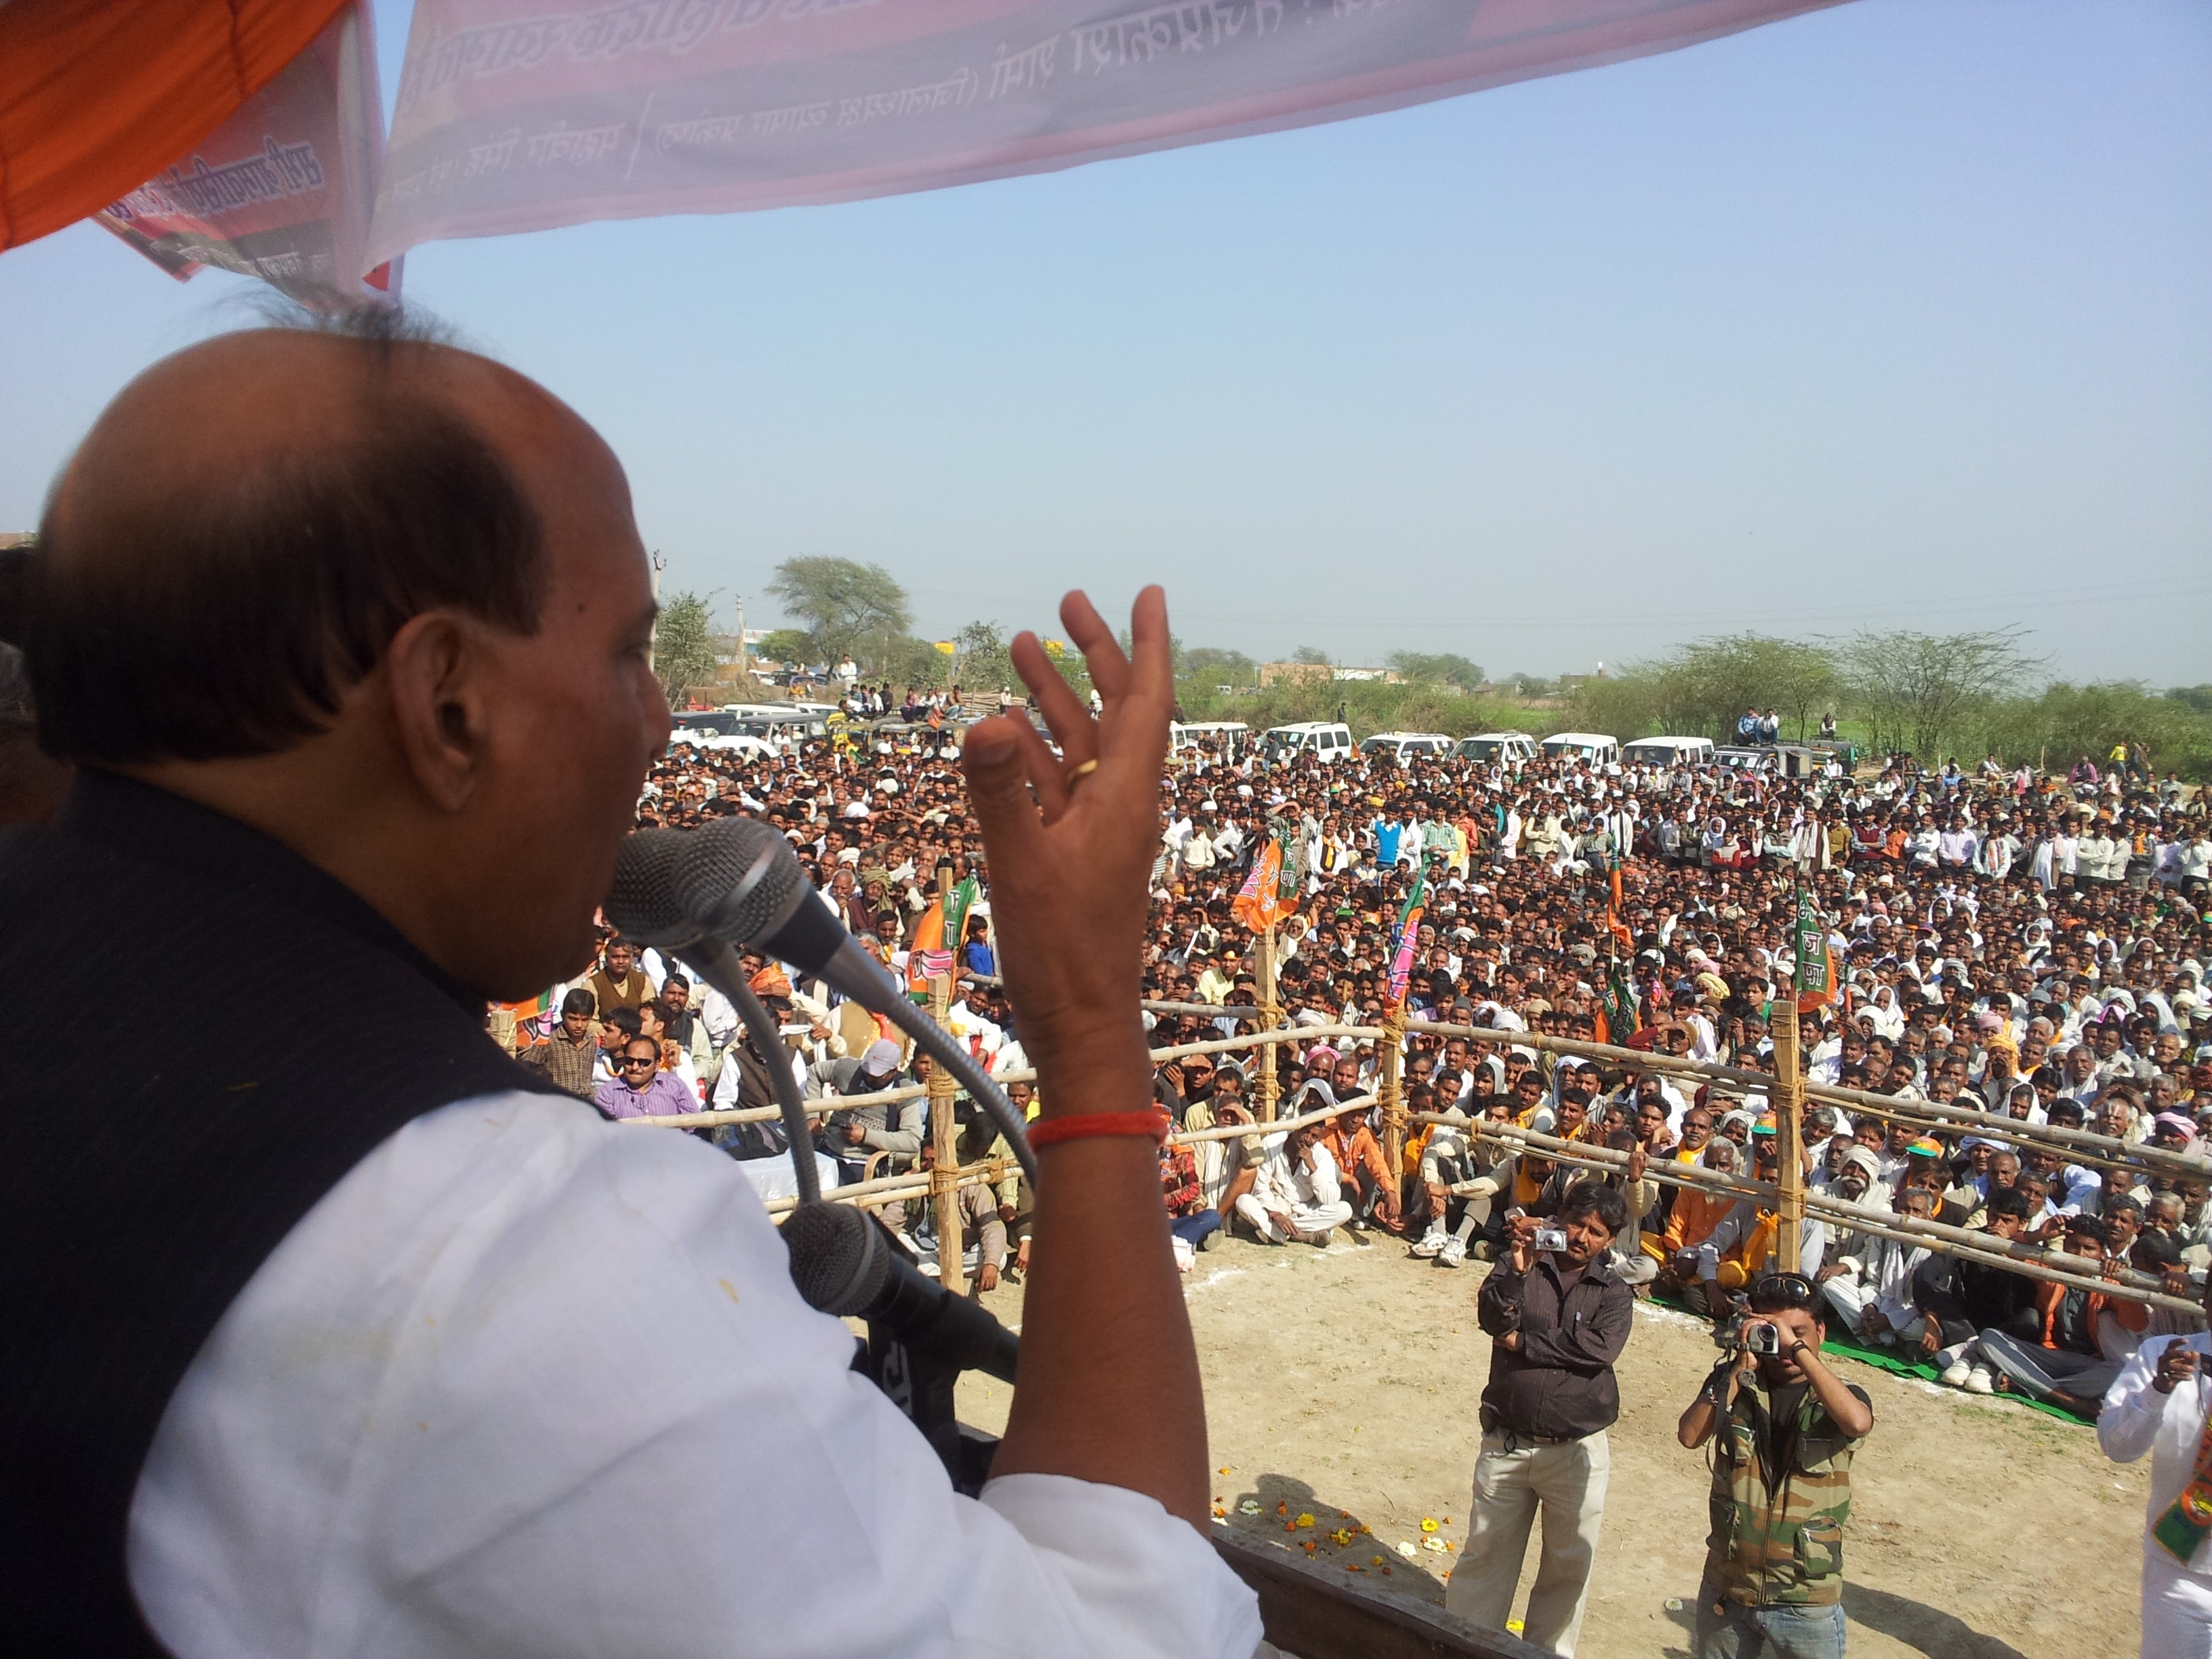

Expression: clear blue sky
xmin=3 ymin=0 xmax=2206 ymax=684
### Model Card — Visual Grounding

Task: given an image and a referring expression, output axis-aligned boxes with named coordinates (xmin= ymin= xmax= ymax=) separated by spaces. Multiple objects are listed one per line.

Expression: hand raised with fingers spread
xmin=960 ymin=587 xmax=1172 ymax=1109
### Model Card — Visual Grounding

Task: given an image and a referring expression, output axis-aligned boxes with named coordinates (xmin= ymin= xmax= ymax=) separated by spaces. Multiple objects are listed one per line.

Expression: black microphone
xmin=668 ymin=817 xmax=903 ymax=1011
xmin=602 ymin=825 xmax=822 ymax=1204
xmin=782 ymin=1200 xmax=1020 ymax=1385
xmin=613 ymin=819 xmax=1037 ymax=1182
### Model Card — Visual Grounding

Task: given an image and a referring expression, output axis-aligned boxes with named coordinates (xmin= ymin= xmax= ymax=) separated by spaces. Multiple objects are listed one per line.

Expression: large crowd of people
xmin=507 ymin=701 xmax=2212 ymax=1417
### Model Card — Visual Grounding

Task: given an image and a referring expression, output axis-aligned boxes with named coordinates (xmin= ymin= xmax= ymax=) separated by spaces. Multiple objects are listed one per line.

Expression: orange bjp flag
xmin=0 ymin=0 xmax=348 ymax=253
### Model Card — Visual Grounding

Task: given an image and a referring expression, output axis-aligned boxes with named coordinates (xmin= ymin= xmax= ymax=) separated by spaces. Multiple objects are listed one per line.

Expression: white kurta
xmin=129 ymin=1091 xmax=1260 ymax=1659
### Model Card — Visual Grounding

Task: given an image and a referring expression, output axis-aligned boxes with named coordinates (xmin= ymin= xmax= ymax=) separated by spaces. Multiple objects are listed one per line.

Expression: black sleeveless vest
xmin=0 ymin=772 xmax=566 ymax=1656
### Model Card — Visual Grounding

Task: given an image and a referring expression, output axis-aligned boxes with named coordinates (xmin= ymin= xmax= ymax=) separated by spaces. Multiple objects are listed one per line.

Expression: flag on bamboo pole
xmin=1792 ymin=883 xmax=1836 ymax=1008
xmin=905 ymin=874 xmax=979 ymax=998
xmin=1232 ymin=834 xmax=1295 ymax=933
xmin=1603 ymin=865 xmax=1633 ymax=956
xmin=1593 ymin=960 xmax=1640 ymax=1047
xmin=1385 ymin=860 xmax=1429 ymax=1007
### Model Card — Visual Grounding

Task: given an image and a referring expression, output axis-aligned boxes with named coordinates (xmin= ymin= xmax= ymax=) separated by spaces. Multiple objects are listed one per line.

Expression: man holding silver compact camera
xmin=1448 ymin=1184 xmax=1633 ymax=1656
xmin=1676 ymin=1272 xmax=1876 ymax=1658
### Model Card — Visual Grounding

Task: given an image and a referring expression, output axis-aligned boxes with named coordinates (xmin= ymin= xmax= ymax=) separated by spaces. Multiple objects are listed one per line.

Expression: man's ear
xmin=384 ymin=611 xmax=494 ymax=813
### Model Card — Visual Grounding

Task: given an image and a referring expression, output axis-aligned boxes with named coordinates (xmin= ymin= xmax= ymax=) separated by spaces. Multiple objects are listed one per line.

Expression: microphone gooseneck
xmin=657 ymin=821 xmax=1038 ymax=1183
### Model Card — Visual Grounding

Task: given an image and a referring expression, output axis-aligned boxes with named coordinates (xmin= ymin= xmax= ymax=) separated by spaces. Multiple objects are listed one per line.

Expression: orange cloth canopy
xmin=0 ymin=0 xmax=348 ymax=253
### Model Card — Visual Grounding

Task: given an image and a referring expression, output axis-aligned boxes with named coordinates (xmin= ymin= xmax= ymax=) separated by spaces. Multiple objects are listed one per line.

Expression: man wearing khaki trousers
xmin=1446 ymin=1185 xmax=1633 ymax=1656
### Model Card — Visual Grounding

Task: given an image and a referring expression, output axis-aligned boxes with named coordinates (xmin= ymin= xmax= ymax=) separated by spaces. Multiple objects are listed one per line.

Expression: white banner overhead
xmin=367 ymin=0 xmax=1846 ymax=271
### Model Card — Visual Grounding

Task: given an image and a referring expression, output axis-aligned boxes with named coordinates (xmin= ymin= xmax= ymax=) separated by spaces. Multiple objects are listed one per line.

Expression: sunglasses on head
xmin=1750 ymin=1272 xmax=1818 ymax=1313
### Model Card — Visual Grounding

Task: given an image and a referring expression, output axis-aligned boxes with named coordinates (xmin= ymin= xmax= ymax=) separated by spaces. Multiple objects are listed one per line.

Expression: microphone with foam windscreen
xmin=782 ymin=1200 xmax=1019 ymax=1385
xmin=603 ymin=826 xmax=821 ymax=1204
xmin=644 ymin=818 xmax=1038 ymax=1183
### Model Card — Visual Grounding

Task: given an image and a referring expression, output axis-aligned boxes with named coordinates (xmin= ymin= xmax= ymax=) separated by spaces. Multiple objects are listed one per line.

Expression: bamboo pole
xmin=1378 ymin=1006 xmax=1407 ymax=1194
xmin=1174 ymin=1097 xmax=1374 ymax=1147
xmin=929 ymin=864 xmax=964 ymax=1294
xmin=1256 ymin=924 xmax=1281 ymax=1122
xmin=1771 ymin=998 xmax=1805 ymax=1276
xmin=760 ymin=1159 xmax=1015 ymax=1219
xmin=625 ymin=1025 xmax=1386 ymax=1130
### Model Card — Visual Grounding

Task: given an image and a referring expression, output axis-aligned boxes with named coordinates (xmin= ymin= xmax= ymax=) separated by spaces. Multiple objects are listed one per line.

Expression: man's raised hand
xmin=959 ymin=588 xmax=1172 ymax=1101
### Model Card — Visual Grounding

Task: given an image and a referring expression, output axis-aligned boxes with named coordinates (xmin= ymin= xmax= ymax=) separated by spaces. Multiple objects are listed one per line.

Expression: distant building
xmin=1257 ymin=661 xmax=1403 ymax=687
xmin=0 ymin=533 xmax=32 ymax=550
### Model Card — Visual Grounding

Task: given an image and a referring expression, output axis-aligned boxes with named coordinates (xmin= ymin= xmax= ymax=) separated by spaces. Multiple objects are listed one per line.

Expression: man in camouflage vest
xmin=1676 ymin=1271 xmax=1875 ymax=1658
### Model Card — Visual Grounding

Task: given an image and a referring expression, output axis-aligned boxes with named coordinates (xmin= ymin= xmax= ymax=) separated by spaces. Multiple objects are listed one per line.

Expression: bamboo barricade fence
xmin=934 ymin=976 xmax=2192 ymax=1181
xmin=627 ymin=1003 xmax=2200 ymax=1190
xmin=1413 ymin=1115 xmax=2203 ymax=1317
xmin=748 ymin=1102 xmax=1374 ymax=1222
xmin=1362 ymin=1015 xmax=2208 ymax=1184
xmin=629 ymin=1002 xmax=2196 ymax=1187
xmin=621 ymin=1023 xmax=1385 ymax=1132
xmin=616 ymin=985 xmax=2205 ymax=1313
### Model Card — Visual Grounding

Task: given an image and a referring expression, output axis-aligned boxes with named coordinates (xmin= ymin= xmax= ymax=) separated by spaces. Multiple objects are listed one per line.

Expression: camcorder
xmin=1711 ymin=1311 xmax=1781 ymax=1355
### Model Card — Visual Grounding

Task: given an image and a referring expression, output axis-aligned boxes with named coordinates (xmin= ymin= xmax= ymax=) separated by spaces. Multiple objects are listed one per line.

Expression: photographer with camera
xmin=1446 ymin=1185 xmax=1633 ymax=1657
xmin=1677 ymin=1273 xmax=1876 ymax=1658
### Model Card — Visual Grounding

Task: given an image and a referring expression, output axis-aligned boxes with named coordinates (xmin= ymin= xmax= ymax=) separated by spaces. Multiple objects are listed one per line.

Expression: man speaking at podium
xmin=0 ymin=317 xmax=1260 ymax=1659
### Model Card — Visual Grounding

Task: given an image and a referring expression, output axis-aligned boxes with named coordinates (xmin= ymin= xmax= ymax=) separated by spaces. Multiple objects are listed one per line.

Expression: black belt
xmin=1480 ymin=1406 xmax=1588 ymax=1450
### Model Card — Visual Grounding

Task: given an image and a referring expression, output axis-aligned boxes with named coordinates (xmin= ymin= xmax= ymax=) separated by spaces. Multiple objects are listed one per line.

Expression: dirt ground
xmin=958 ymin=1231 xmax=2148 ymax=1659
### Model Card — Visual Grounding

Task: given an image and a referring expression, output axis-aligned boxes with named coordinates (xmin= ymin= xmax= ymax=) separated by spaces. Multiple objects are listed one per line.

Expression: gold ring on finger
xmin=1066 ymin=758 xmax=1100 ymax=790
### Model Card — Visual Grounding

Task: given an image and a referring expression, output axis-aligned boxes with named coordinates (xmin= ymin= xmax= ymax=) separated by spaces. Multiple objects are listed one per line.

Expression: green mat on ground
xmin=1812 ymin=1328 xmax=2095 ymax=1427
xmin=1641 ymin=1291 xmax=2095 ymax=1428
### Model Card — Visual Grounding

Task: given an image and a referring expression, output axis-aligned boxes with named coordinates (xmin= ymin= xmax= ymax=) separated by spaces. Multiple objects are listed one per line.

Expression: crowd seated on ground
xmin=501 ymin=699 xmax=2212 ymax=1413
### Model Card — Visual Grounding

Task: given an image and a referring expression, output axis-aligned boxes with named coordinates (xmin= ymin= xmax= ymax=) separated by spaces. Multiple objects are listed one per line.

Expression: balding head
xmin=14 ymin=312 xmax=669 ymax=996
xmin=33 ymin=318 xmax=555 ymax=762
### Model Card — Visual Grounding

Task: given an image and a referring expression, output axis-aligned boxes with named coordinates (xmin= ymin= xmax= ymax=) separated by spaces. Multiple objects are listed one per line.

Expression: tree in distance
xmin=754 ymin=628 xmax=815 ymax=667
xmin=1645 ymin=634 xmax=1839 ymax=741
xmin=1843 ymin=628 xmax=2041 ymax=758
xmin=1387 ymin=651 xmax=1486 ymax=691
xmin=953 ymin=620 xmax=1018 ymax=693
xmin=766 ymin=557 xmax=913 ymax=670
xmin=653 ymin=590 xmax=722 ymax=708
xmin=1289 ymin=644 xmax=1331 ymax=665
xmin=1181 ymin=646 xmax=1256 ymax=689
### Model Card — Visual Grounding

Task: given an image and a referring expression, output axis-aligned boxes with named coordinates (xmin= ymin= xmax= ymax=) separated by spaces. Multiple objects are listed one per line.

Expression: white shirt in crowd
xmin=2101 ymin=1332 xmax=2212 ymax=1584
xmin=128 ymin=1092 xmax=1261 ymax=1659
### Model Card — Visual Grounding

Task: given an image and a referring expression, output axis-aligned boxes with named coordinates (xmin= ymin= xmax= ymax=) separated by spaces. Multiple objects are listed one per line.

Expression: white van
xmin=1452 ymin=731 xmax=1538 ymax=766
xmin=1359 ymin=731 xmax=1451 ymax=767
xmin=1263 ymin=721 xmax=1354 ymax=763
xmin=1540 ymin=731 xmax=1622 ymax=766
xmin=1622 ymin=736 xmax=1715 ymax=768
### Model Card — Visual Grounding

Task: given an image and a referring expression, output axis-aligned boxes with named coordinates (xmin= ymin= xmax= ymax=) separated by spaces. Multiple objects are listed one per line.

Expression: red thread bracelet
xmin=1025 ymin=1110 xmax=1172 ymax=1150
